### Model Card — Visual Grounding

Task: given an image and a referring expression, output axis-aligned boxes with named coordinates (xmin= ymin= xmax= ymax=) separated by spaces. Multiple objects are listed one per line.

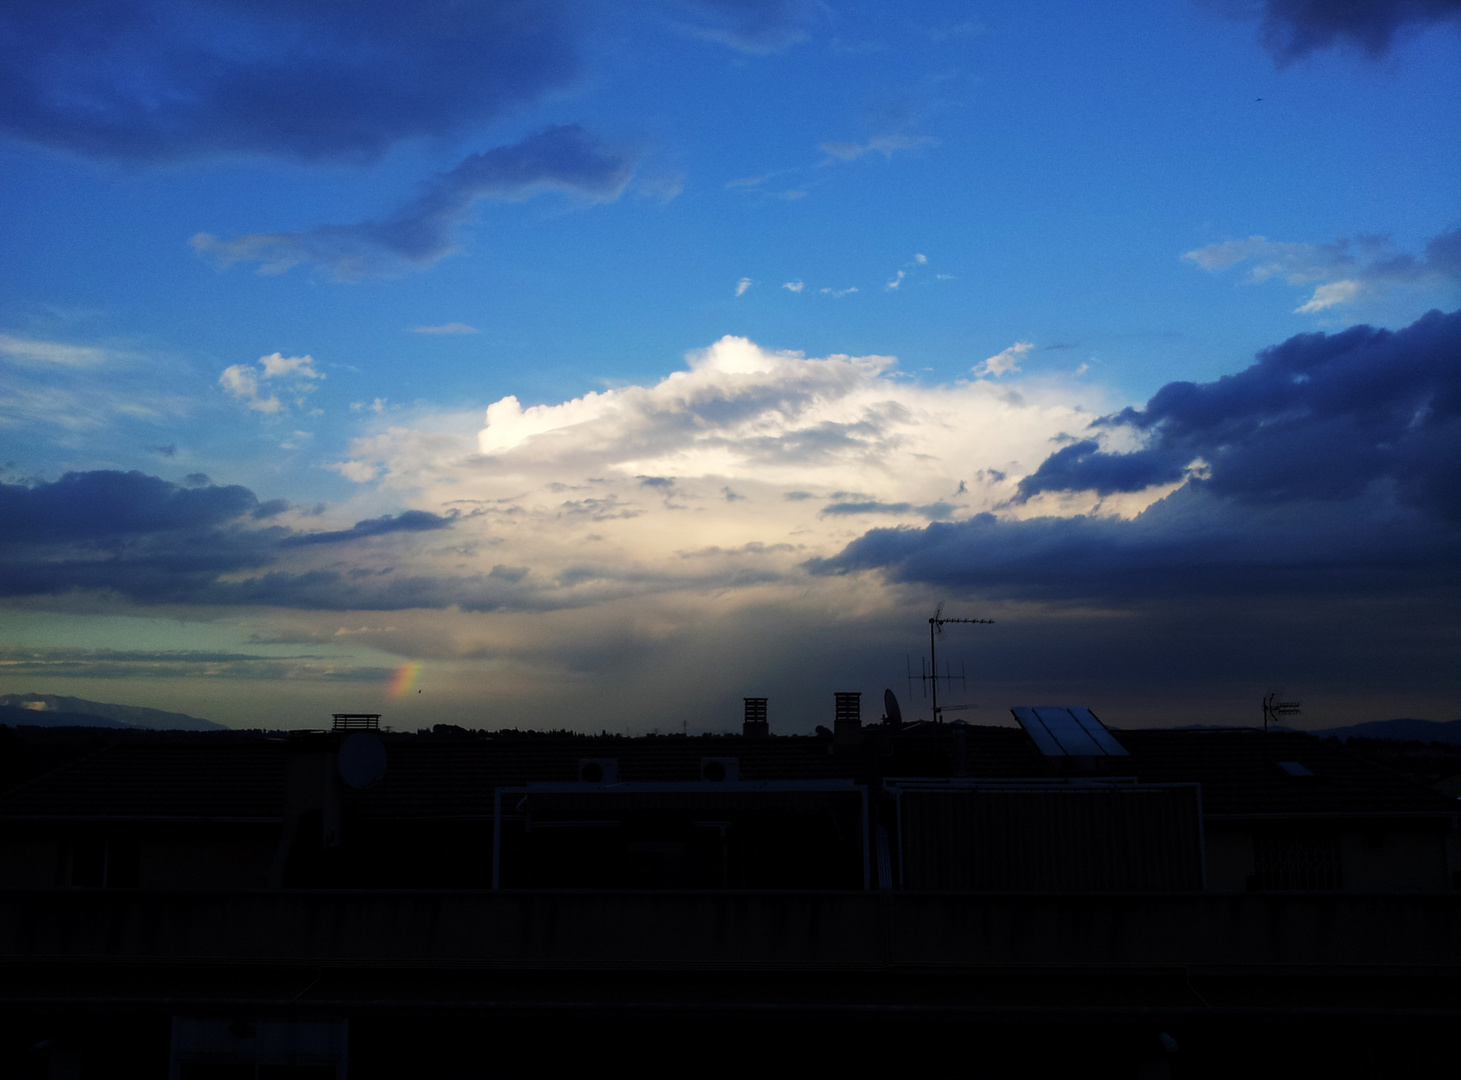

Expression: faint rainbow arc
xmin=387 ymin=661 xmax=421 ymax=699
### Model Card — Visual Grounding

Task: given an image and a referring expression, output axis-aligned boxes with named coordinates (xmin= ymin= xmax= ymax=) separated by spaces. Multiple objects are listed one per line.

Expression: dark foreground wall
xmin=2 ymin=889 xmax=1459 ymax=1002
xmin=3 ymin=890 xmax=1459 ymax=1077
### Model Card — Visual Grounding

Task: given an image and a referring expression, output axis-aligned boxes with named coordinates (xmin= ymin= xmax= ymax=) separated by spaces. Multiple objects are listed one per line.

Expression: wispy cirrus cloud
xmin=192 ymin=126 xmax=640 ymax=281
xmin=1184 ymin=228 xmax=1461 ymax=313
xmin=819 ymin=133 xmax=937 ymax=162
xmin=411 ymin=322 xmax=480 ymax=335
xmin=0 ymin=334 xmax=112 ymax=367
xmin=660 ymin=0 xmax=823 ymax=53
xmin=0 ymin=647 xmax=393 ymax=683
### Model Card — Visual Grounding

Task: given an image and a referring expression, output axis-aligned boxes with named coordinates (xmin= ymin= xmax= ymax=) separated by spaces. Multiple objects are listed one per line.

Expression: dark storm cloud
xmin=193 ymin=125 xmax=640 ymax=279
xmin=1021 ymin=309 xmax=1461 ymax=519
xmin=812 ymin=492 xmax=1459 ymax=603
xmin=821 ymin=500 xmax=958 ymax=519
xmin=0 ymin=470 xmax=462 ymax=609
xmin=813 ymin=310 xmax=1461 ymax=604
xmin=0 ymin=1 xmax=578 ymax=164
xmin=1251 ymin=0 xmax=1461 ymax=61
xmin=0 ymin=2 xmax=816 ymax=165
xmin=279 ymin=510 xmax=454 ymax=546
xmin=0 ymin=469 xmax=261 ymax=542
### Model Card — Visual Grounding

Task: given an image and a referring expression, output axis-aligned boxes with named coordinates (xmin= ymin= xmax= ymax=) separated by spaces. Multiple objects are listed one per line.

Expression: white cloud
xmin=783 ymin=281 xmax=805 ymax=293
xmin=219 ymin=364 xmax=281 ymax=413
xmin=1295 ymin=280 xmax=1364 ymax=313
xmin=886 ymin=270 xmax=906 ymax=291
xmin=1184 ymin=229 xmax=1461 ymax=314
xmin=914 ymin=253 xmax=928 ymax=264
xmin=412 ymin=322 xmax=480 ymax=335
xmin=220 ymin=353 xmax=323 ymax=413
xmin=258 ymin=352 xmax=323 ymax=380
xmin=735 ymin=277 xmax=753 ymax=297
xmin=820 ymin=286 xmax=858 ymax=297
xmin=974 ymin=341 xmax=1033 ymax=378
xmin=323 ymin=335 xmax=1109 ymax=623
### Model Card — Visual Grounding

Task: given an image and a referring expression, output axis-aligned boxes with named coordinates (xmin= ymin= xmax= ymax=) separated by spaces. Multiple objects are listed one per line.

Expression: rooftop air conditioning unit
xmin=578 ymin=758 xmax=618 ymax=783
xmin=700 ymin=757 xmax=739 ymax=782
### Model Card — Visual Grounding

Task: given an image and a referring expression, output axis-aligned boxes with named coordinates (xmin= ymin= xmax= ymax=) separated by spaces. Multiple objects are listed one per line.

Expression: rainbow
xmin=387 ymin=661 xmax=421 ymax=699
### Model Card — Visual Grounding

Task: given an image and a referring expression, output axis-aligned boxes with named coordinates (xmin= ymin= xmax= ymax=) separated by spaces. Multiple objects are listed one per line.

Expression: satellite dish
xmin=884 ymin=688 xmax=902 ymax=728
xmin=338 ymin=732 xmax=387 ymax=789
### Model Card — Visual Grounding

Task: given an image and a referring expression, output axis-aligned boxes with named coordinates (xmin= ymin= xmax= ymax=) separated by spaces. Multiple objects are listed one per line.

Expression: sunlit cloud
xmin=974 ymin=341 xmax=1032 ymax=378
xmin=219 ymin=353 xmax=323 ymax=414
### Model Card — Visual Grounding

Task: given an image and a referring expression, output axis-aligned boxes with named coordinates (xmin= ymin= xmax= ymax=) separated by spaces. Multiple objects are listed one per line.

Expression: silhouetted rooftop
xmin=0 ymin=724 xmax=1452 ymax=822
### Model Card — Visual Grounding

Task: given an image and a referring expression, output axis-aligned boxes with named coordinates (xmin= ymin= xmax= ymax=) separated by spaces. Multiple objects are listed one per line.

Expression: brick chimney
xmin=834 ymin=692 xmax=862 ymax=748
xmin=743 ymin=697 xmax=769 ymax=739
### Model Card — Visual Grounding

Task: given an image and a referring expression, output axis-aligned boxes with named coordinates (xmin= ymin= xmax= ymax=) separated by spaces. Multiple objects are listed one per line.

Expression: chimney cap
xmin=332 ymin=713 xmax=381 ymax=731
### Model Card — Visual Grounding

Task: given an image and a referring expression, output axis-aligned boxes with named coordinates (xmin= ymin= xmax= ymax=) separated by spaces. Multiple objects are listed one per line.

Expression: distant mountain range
xmin=1311 ymin=718 xmax=1461 ymax=744
xmin=0 ymin=693 xmax=225 ymax=731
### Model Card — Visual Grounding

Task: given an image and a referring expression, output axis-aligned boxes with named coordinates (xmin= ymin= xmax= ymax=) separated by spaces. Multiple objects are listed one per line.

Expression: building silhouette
xmin=1 ymin=701 xmax=1457 ymax=1077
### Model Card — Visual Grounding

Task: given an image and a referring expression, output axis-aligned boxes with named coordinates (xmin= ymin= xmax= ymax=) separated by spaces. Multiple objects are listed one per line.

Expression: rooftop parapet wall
xmin=2 ymin=889 xmax=1459 ymax=972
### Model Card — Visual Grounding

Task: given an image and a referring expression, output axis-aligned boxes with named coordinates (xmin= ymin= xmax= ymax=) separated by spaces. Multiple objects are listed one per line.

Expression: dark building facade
xmin=1 ymin=711 xmax=1458 ymax=1077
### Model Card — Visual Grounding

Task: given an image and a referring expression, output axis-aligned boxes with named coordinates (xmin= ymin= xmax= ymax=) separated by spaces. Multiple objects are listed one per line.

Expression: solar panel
xmin=1069 ymin=707 xmax=1129 ymax=757
xmin=1010 ymin=707 xmax=1064 ymax=756
xmin=1033 ymin=707 xmax=1105 ymax=755
xmin=1012 ymin=706 xmax=1129 ymax=757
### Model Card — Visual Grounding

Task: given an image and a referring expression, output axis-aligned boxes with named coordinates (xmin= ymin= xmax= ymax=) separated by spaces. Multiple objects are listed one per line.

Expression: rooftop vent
xmin=578 ymin=758 xmax=618 ymax=783
xmin=701 ymin=757 xmax=740 ymax=782
xmin=743 ymin=698 xmax=769 ymax=739
xmin=332 ymin=714 xmax=380 ymax=732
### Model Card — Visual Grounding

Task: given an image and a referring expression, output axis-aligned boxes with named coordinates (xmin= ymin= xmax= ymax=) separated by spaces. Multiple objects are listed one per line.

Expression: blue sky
xmin=2 ymin=1 xmax=1459 ymax=730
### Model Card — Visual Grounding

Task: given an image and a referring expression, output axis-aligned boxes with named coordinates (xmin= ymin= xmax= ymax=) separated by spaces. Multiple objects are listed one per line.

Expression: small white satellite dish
xmin=338 ymin=732 xmax=387 ymax=789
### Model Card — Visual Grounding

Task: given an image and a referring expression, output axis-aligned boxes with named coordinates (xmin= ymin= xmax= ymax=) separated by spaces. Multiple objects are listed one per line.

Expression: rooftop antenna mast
xmin=908 ymin=604 xmax=994 ymax=722
xmin=1262 ymin=691 xmax=1301 ymax=733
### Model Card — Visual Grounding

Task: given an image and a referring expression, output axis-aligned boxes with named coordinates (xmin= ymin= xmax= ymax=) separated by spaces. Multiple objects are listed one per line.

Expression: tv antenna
xmin=1262 ymin=691 xmax=1300 ymax=732
xmin=907 ymin=604 xmax=994 ymax=722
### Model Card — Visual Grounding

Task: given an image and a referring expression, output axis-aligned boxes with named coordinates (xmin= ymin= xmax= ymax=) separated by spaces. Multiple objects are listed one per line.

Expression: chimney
xmin=743 ymin=698 xmax=769 ymax=739
xmin=834 ymin=692 xmax=862 ymax=748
